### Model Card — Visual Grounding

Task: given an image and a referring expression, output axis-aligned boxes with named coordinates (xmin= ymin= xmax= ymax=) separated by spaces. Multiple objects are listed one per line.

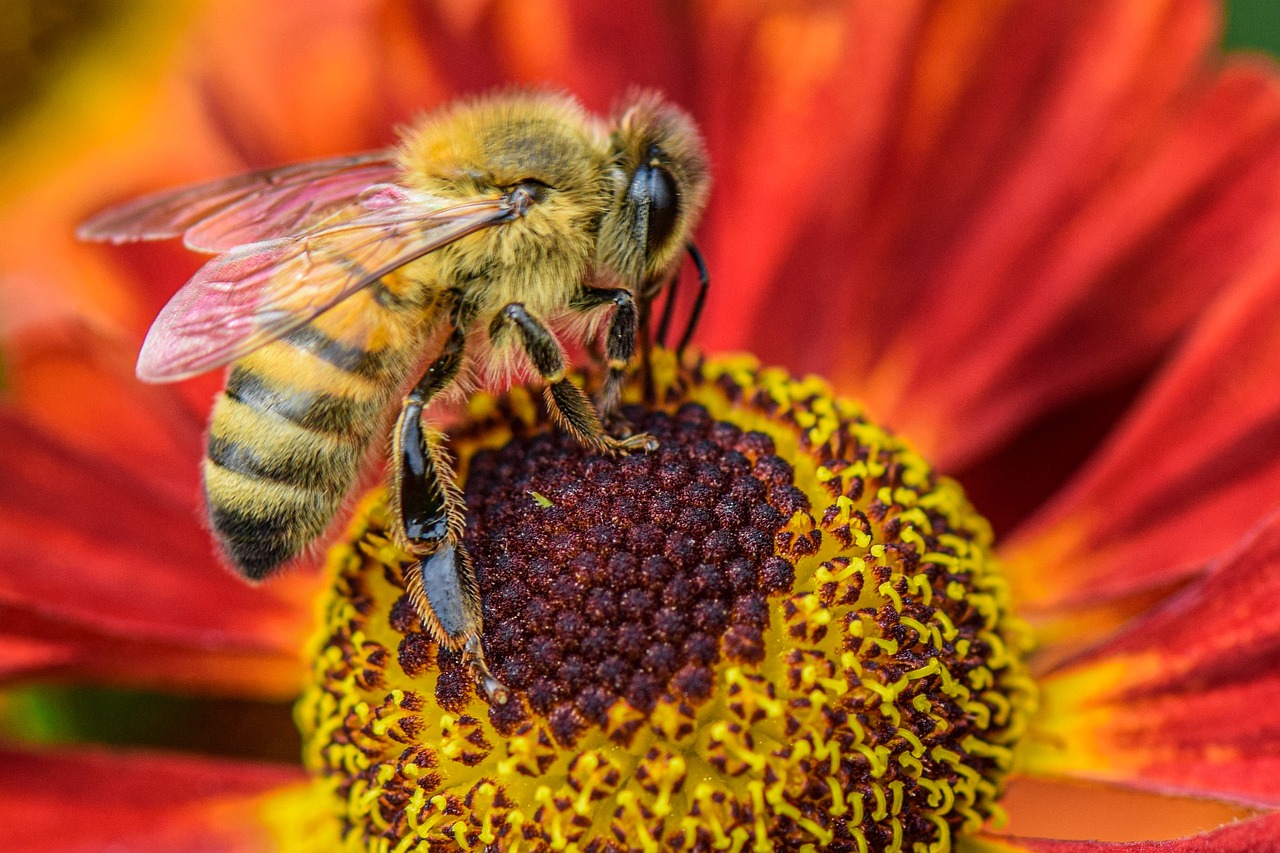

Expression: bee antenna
xmin=675 ymin=242 xmax=710 ymax=357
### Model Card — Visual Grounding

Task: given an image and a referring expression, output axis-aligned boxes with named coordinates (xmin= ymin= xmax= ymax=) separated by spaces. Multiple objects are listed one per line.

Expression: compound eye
xmin=629 ymin=163 xmax=680 ymax=256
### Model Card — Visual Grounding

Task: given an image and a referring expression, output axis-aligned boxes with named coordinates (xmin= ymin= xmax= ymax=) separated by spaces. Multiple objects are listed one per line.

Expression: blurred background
xmin=1 ymin=0 xmax=1278 ymax=145
xmin=1226 ymin=0 xmax=1280 ymax=55
xmin=1 ymin=0 xmax=137 ymax=133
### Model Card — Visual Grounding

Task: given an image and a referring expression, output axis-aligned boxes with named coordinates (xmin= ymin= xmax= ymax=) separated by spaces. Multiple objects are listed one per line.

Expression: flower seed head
xmin=296 ymin=352 xmax=1037 ymax=852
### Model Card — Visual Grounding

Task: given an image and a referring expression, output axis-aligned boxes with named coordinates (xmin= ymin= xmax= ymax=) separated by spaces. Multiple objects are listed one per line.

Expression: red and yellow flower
xmin=3 ymin=0 xmax=1280 ymax=850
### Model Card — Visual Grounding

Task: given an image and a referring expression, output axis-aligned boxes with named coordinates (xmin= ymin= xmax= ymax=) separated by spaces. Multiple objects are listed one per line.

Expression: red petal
xmin=699 ymin=0 xmax=927 ymax=364
xmin=0 ymin=605 xmax=305 ymax=698
xmin=977 ymin=812 xmax=1280 ymax=852
xmin=401 ymin=0 xmax=701 ymax=110
xmin=1024 ymin=513 xmax=1280 ymax=806
xmin=0 ymin=746 xmax=304 ymax=853
xmin=0 ymin=408 xmax=316 ymax=696
xmin=187 ymin=0 xmax=706 ymax=159
xmin=1003 ymin=234 xmax=1280 ymax=611
xmin=0 ymin=411 xmax=311 ymax=645
xmin=0 ymin=634 xmax=73 ymax=679
xmin=4 ymin=327 xmax=212 ymax=496
xmin=708 ymin=0 xmax=1280 ymax=472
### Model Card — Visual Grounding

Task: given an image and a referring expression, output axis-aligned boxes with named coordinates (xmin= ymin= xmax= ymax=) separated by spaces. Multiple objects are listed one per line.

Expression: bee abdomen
xmin=206 ymin=430 xmax=361 ymax=491
xmin=224 ymin=367 xmax=383 ymax=437
xmin=283 ymin=324 xmax=393 ymax=380
xmin=206 ymin=488 xmax=334 ymax=581
xmin=204 ymin=364 xmax=394 ymax=580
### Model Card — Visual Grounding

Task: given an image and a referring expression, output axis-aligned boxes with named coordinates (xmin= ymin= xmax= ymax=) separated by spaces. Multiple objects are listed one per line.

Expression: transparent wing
xmin=77 ymin=152 xmax=399 ymax=252
xmin=136 ymin=194 xmax=512 ymax=383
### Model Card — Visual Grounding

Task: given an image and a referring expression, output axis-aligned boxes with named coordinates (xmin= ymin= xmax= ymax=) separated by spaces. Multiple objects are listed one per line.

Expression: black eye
xmin=628 ymin=163 xmax=680 ymax=255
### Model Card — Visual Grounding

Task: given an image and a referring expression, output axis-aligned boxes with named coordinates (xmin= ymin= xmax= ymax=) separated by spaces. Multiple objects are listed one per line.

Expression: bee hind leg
xmin=493 ymin=301 xmax=656 ymax=456
xmin=391 ymin=326 xmax=509 ymax=705
xmin=406 ymin=539 xmax=507 ymax=704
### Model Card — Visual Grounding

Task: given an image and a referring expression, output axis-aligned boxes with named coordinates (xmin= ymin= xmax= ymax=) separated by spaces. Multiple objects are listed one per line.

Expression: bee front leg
xmin=492 ymin=302 xmax=656 ymax=455
xmin=569 ymin=287 xmax=638 ymax=422
xmin=390 ymin=327 xmax=509 ymax=705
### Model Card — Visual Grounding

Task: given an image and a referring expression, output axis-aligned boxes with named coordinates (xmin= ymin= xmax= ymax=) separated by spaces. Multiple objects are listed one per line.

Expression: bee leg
xmin=569 ymin=287 xmax=639 ymax=423
xmin=653 ymin=268 xmax=680 ymax=350
xmin=391 ymin=327 xmax=509 ymax=705
xmin=674 ymin=242 xmax=711 ymax=358
xmin=493 ymin=302 xmax=657 ymax=456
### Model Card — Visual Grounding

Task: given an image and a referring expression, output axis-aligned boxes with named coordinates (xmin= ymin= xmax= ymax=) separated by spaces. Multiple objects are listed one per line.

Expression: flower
xmin=3 ymin=0 xmax=1280 ymax=851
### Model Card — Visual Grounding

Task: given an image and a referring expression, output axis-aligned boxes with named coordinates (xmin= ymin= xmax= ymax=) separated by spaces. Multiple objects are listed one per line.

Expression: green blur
xmin=1226 ymin=0 xmax=1280 ymax=57
xmin=1 ymin=684 xmax=302 ymax=763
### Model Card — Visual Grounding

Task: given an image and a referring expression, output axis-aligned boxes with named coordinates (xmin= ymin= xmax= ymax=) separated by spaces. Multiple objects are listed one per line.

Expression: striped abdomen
xmin=203 ymin=286 xmax=430 ymax=579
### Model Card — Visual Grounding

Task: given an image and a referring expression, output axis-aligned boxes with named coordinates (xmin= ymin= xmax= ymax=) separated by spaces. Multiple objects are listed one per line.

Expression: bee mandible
xmin=79 ymin=90 xmax=711 ymax=703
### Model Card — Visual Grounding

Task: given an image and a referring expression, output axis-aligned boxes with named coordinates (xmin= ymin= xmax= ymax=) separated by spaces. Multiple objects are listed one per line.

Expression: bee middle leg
xmin=569 ymin=286 xmax=638 ymax=420
xmin=391 ymin=324 xmax=508 ymax=704
xmin=492 ymin=302 xmax=656 ymax=455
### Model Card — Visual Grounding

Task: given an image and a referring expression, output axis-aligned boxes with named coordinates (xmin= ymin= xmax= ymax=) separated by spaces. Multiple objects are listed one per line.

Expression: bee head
xmin=599 ymin=93 xmax=710 ymax=288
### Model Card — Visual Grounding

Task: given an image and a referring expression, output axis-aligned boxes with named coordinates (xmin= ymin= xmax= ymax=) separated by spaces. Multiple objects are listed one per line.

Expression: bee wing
xmin=136 ymin=193 xmax=512 ymax=383
xmin=77 ymin=152 xmax=399 ymax=252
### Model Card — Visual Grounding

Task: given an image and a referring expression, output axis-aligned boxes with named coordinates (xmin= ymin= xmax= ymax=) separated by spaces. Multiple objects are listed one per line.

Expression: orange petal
xmin=0 ymin=745 xmax=304 ymax=852
xmin=1002 ymin=224 xmax=1280 ymax=612
xmin=972 ymin=812 xmax=1280 ymax=852
xmin=1023 ymin=512 xmax=1280 ymax=806
xmin=998 ymin=776 xmax=1255 ymax=844
xmin=710 ymin=0 xmax=1280 ymax=473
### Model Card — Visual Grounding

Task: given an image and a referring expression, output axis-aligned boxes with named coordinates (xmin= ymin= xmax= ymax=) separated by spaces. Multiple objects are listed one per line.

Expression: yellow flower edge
xmin=291 ymin=350 xmax=1038 ymax=853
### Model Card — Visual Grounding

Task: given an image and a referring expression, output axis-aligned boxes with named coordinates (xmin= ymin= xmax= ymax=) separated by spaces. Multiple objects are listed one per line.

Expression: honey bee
xmin=79 ymin=90 xmax=710 ymax=703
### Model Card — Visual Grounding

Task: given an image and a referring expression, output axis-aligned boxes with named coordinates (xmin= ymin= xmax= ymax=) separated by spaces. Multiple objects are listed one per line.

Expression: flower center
xmin=451 ymin=404 xmax=797 ymax=739
xmin=296 ymin=353 xmax=1037 ymax=853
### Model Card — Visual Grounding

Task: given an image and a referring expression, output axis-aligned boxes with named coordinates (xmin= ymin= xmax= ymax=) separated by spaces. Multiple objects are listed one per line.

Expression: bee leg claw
xmin=464 ymin=635 xmax=510 ymax=705
xmin=602 ymin=432 xmax=659 ymax=456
